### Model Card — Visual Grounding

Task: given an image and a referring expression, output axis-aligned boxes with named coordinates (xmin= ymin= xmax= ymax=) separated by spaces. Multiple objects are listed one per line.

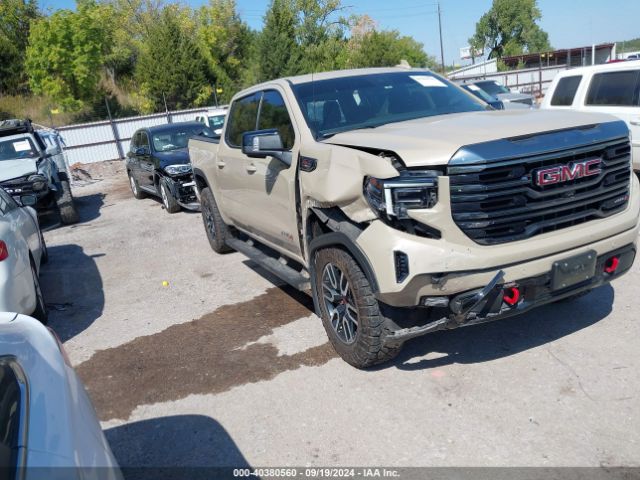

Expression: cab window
xmin=139 ymin=132 xmax=150 ymax=149
xmin=225 ymin=93 xmax=261 ymax=147
xmin=551 ymin=76 xmax=582 ymax=106
xmin=586 ymin=70 xmax=640 ymax=107
xmin=257 ymin=90 xmax=295 ymax=150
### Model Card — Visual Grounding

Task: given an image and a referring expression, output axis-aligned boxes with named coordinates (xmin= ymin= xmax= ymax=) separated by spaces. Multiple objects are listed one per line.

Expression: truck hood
xmin=323 ymin=110 xmax=622 ymax=168
xmin=0 ymin=159 xmax=38 ymax=182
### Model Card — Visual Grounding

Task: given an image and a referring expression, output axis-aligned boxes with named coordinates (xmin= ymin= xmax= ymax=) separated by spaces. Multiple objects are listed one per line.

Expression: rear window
xmin=550 ymin=76 xmax=582 ymax=106
xmin=226 ymin=93 xmax=261 ymax=147
xmin=586 ymin=70 xmax=640 ymax=106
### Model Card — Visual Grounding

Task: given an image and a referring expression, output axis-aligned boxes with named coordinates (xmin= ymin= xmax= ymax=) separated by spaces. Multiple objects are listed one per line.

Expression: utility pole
xmin=437 ymin=2 xmax=445 ymax=73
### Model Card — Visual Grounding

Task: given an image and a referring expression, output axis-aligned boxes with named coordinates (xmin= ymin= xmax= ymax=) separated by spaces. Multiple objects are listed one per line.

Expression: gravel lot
xmin=40 ymin=162 xmax=640 ymax=470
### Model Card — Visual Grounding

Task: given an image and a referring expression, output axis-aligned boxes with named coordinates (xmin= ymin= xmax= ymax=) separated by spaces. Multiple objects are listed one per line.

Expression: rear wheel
xmin=30 ymin=260 xmax=48 ymax=324
xmin=200 ymin=187 xmax=232 ymax=254
xmin=313 ymin=248 xmax=401 ymax=368
xmin=160 ymin=178 xmax=180 ymax=213
xmin=57 ymin=179 xmax=79 ymax=224
xmin=128 ymin=171 xmax=146 ymax=199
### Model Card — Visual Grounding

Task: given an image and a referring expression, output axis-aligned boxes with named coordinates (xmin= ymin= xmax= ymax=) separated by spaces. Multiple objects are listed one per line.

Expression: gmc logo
xmin=534 ymin=158 xmax=602 ymax=186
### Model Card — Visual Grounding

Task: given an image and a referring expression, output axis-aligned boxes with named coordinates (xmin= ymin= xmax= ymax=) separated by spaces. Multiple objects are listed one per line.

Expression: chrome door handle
xmin=216 ymin=160 xmax=226 ymax=168
xmin=246 ymin=164 xmax=257 ymax=173
xmin=630 ymin=120 xmax=640 ymax=126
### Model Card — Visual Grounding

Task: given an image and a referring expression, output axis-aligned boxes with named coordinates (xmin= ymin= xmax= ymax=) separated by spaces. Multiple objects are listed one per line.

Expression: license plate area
xmin=551 ymin=250 xmax=597 ymax=291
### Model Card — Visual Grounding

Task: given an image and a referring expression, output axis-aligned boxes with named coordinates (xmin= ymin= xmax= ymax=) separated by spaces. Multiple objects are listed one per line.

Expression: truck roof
xmin=0 ymin=119 xmax=35 ymax=138
xmin=234 ymin=67 xmax=433 ymax=97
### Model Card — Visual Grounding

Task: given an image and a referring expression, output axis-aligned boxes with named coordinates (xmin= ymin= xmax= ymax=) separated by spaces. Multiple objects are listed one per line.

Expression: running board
xmin=226 ymin=237 xmax=311 ymax=291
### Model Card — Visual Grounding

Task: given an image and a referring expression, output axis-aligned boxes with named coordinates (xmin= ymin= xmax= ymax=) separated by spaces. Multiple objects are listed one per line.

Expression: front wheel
xmin=313 ymin=248 xmax=401 ymax=368
xmin=57 ymin=180 xmax=79 ymax=224
xmin=160 ymin=178 xmax=180 ymax=213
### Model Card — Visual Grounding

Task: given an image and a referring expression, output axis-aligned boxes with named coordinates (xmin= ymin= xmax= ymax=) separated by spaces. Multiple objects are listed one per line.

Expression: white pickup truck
xmin=189 ymin=67 xmax=639 ymax=368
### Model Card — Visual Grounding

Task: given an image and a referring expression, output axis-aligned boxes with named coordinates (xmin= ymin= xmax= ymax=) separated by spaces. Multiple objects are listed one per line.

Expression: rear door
xmin=215 ymin=92 xmax=261 ymax=223
xmin=582 ymin=69 xmax=640 ymax=167
xmin=137 ymin=131 xmax=155 ymax=189
xmin=242 ymin=89 xmax=301 ymax=255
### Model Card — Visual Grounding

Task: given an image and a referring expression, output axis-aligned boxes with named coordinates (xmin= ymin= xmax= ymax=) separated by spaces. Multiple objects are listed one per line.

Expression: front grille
xmin=448 ymin=138 xmax=631 ymax=245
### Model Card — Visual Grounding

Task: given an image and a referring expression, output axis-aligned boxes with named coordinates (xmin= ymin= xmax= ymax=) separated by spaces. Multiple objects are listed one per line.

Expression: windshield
xmin=0 ymin=137 xmax=38 ymax=161
xmin=463 ymin=84 xmax=496 ymax=102
xmin=291 ymin=71 xmax=486 ymax=139
xmin=208 ymin=115 xmax=226 ymax=131
xmin=152 ymin=125 xmax=215 ymax=152
xmin=476 ymin=81 xmax=510 ymax=96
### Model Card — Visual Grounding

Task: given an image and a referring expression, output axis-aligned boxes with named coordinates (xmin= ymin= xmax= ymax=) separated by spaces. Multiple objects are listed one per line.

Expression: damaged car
xmin=126 ymin=122 xmax=215 ymax=213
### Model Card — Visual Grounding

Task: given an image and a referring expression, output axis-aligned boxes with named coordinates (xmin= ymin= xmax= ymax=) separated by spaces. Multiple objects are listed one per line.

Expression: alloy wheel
xmin=321 ymin=262 xmax=359 ymax=344
xmin=129 ymin=175 xmax=137 ymax=195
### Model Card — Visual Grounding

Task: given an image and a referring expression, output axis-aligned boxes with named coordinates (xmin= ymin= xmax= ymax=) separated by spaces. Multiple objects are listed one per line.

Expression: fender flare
xmin=308 ymin=232 xmax=379 ymax=293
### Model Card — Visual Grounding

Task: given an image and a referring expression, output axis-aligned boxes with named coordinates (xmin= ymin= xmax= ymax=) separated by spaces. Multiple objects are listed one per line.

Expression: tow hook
xmin=449 ymin=270 xmax=505 ymax=323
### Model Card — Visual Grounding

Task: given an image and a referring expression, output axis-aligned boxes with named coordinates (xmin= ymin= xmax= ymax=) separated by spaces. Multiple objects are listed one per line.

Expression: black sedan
xmin=126 ymin=122 xmax=214 ymax=213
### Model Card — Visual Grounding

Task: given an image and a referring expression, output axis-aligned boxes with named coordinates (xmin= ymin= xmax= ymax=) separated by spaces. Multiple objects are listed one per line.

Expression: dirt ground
xmin=40 ymin=161 xmax=640 ymax=470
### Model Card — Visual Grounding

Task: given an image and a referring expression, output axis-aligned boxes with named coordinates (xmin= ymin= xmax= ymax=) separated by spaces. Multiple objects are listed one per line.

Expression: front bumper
xmin=0 ymin=177 xmax=50 ymax=202
xmin=383 ymin=243 xmax=636 ymax=346
xmin=164 ymin=175 xmax=200 ymax=211
xmin=358 ymin=174 xmax=640 ymax=307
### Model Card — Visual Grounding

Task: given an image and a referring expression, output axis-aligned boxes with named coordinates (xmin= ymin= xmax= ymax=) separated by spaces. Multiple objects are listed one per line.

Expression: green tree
xmin=0 ymin=0 xmax=40 ymax=94
xmin=25 ymin=0 xmax=111 ymax=110
xmin=470 ymin=0 xmax=551 ymax=60
xmin=196 ymin=0 xmax=254 ymax=103
xmin=294 ymin=0 xmax=349 ymax=72
xmin=134 ymin=5 xmax=211 ymax=111
xmin=257 ymin=0 xmax=301 ymax=81
xmin=347 ymin=28 xmax=434 ymax=69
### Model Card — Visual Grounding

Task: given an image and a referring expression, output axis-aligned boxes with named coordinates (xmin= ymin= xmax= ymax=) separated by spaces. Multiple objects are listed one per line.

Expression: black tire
xmin=39 ymin=230 xmax=49 ymax=265
xmin=160 ymin=178 xmax=180 ymax=213
xmin=30 ymin=259 xmax=48 ymax=324
xmin=128 ymin=171 xmax=146 ymax=200
xmin=313 ymin=248 xmax=401 ymax=368
xmin=57 ymin=179 xmax=79 ymax=224
xmin=200 ymin=187 xmax=232 ymax=254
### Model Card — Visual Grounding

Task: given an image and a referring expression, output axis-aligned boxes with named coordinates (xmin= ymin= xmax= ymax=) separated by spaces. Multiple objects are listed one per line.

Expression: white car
xmin=195 ymin=107 xmax=228 ymax=136
xmin=541 ymin=60 xmax=640 ymax=172
xmin=0 ymin=189 xmax=47 ymax=322
xmin=0 ymin=313 xmax=122 ymax=479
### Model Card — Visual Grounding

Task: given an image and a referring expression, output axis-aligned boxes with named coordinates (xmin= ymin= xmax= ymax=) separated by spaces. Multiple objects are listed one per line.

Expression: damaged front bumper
xmin=164 ymin=175 xmax=200 ymax=211
xmin=383 ymin=243 xmax=636 ymax=346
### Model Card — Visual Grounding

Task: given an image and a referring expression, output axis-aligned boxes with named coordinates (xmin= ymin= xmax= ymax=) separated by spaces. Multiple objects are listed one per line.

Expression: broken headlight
xmin=364 ymin=170 xmax=439 ymax=220
xmin=164 ymin=164 xmax=192 ymax=175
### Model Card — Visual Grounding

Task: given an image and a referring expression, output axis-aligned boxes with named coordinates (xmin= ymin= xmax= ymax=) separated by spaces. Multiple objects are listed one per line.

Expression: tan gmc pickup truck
xmin=189 ymin=67 xmax=640 ymax=368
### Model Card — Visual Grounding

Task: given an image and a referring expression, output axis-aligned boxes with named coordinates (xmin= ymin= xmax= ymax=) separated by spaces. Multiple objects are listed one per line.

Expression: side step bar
xmin=226 ymin=237 xmax=311 ymax=291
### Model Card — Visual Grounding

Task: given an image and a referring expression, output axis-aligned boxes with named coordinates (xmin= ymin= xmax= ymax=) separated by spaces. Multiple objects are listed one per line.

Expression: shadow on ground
xmin=39 ymin=192 xmax=106 ymax=231
xmin=389 ymin=284 xmax=614 ymax=371
xmin=40 ymin=244 xmax=104 ymax=342
xmin=105 ymin=415 xmax=252 ymax=479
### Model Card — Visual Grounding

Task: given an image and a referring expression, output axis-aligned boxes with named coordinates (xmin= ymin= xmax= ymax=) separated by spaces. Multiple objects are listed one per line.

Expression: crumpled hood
xmin=0 ymin=159 xmax=38 ymax=182
xmin=323 ymin=109 xmax=623 ymax=168
xmin=155 ymin=149 xmax=190 ymax=169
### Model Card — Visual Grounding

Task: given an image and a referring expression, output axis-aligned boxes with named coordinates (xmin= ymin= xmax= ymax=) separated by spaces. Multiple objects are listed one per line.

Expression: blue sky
xmin=38 ymin=0 xmax=640 ymax=66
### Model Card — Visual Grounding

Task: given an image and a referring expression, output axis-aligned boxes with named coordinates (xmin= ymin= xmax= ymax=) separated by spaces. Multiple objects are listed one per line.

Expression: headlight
xmin=164 ymin=164 xmax=192 ymax=175
xmin=27 ymin=174 xmax=47 ymax=191
xmin=364 ymin=171 xmax=439 ymax=220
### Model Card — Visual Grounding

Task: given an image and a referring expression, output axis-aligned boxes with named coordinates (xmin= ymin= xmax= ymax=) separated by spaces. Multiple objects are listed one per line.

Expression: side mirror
xmin=241 ymin=130 xmax=290 ymax=166
xmin=135 ymin=147 xmax=149 ymax=156
xmin=20 ymin=194 xmax=37 ymax=207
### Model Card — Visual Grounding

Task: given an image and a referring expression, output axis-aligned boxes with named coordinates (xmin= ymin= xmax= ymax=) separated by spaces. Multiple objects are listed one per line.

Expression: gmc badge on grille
xmin=533 ymin=158 xmax=602 ymax=186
